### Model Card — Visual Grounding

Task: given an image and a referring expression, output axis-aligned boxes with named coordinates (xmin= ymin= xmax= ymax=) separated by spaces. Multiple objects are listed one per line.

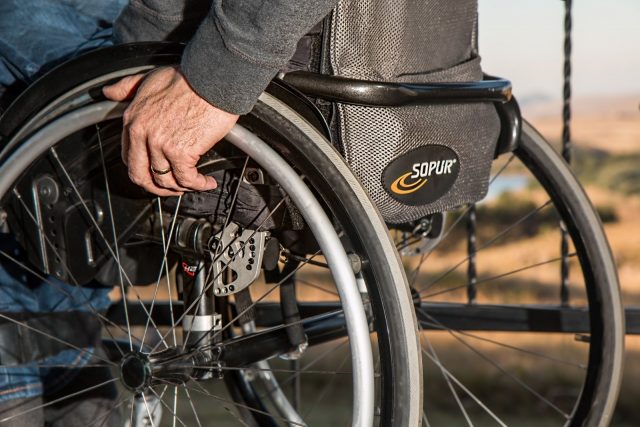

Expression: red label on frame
xmin=182 ymin=262 xmax=197 ymax=277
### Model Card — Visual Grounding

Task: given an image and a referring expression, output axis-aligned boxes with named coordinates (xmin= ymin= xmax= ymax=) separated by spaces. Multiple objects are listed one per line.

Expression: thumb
xmin=102 ymin=73 xmax=146 ymax=101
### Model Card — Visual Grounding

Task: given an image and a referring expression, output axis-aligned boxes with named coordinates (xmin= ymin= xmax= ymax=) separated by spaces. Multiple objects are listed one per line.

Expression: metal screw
xmin=246 ymin=170 xmax=260 ymax=183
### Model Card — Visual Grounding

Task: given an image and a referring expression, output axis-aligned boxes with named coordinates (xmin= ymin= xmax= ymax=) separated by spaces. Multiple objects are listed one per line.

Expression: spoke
xmin=489 ymin=154 xmax=516 ymax=185
xmin=184 ymin=387 xmax=203 ymax=427
xmin=180 ymin=379 xmax=306 ymax=427
xmin=421 ymin=344 xmax=508 ymax=426
xmin=432 ymin=153 xmax=516 ymax=252
xmin=159 ymin=196 xmax=288 ymax=353
xmin=192 ymin=365 xmax=352 ymax=375
xmin=180 ymin=155 xmax=249 ymax=350
xmin=296 ymin=278 xmax=339 ymax=297
xmin=153 ymin=197 xmax=290 ymax=353
xmin=141 ymin=196 xmax=182 ymax=350
xmin=206 ymin=308 xmax=343 ymax=350
xmin=0 ymin=363 xmax=113 ymax=369
xmin=221 ymin=156 xmax=250 ymax=234
xmin=172 ymin=386 xmax=178 ymax=427
xmin=128 ymin=395 xmax=135 ymax=427
xmin=281 ymin=250 xmax=329 ymax=269
xmin=96 ymin=124 xmax=133 ymax=351
xmin=303 ymin=351 xmax=350 ymax=418
xmin=423 ymin=411 xmax=432 ymax=427
xmin=474 ymin=252 xmax=577 ymax=286
xmin=420 ymin=309 xmax=571 ymax=418
xmin=148 ymin=387 xmax=188 ymax=427
xmin=86 ymin=392 xmax=128 ymax=427
xmin=421 ymin=253 xmax=576 ymax=300
xmin=257 ymin=339 xmax=350 ymax=401
xmin=50 ymin=147 xmax=170 ymax=349
xmin=187 ymin=380 xmax=253 ymax=427
xmin=158 ymin=199 xmax=179 ymax=348
xmin=422 ymin=333 xmax=472 ymax=426
xmin=0 ymin=247 xmax=135 ymax=356
xmin=409 ymin=251 xmax=428 ymax=288
xmin=10 ymin=190 xmax=134 ymax=355
xmin=419 ymin=200 xmax=553 ymax=296
xmin=0 ymin=377 xmax=118 ymax=423
xmin=396 ymin=236 xmax=424 ymax=252
xmin=0 ymin=312 xmax=115 ymax=366
xmin=418 ymin=316 xmax=584 ymax=369
xmin=201 ymin=247 xmax=327 ymax=349
xmin=141 ymin=393 xmax=158 ymax=427
xmin=406 ymin=154 xmax=518 ymax=283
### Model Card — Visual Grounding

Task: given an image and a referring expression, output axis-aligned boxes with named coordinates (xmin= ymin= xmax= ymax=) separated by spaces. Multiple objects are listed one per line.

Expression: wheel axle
xmin=119 ymin=348 xmax=221 ymax=393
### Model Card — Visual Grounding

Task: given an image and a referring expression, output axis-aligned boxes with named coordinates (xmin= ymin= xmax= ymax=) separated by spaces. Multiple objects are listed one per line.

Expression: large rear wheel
xmin=0 ymin=44 xmax=421 ymax=426
xmin=398 ymin=121 xmax=623 ymax=426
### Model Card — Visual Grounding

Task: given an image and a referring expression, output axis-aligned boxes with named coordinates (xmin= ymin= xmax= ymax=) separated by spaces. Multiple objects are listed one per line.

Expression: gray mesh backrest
xmin=329 ymin=0 xmax=500 ymax=223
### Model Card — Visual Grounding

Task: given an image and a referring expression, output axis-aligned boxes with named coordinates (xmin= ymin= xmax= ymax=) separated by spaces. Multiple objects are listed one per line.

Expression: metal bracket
xmin=211 ymin=223 xmax=268 ymax=296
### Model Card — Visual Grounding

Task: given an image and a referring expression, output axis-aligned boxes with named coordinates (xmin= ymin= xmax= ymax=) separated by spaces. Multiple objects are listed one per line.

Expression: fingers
xmin=147 ymin=143 xmax=190 ymax=192
xmin=120 ymin=127 xmax=130 ymax=166
xmin=169 ymin=155 xmax=217 ymax=192
xmin=103 ymin=74 xmax=146 ymax=101
xmin=125 ymin=124 xmax=181 ymax=197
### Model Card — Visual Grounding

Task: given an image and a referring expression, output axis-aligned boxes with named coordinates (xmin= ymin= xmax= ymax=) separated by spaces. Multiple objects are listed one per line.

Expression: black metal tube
xmin=282 ymin=71 xmax=512 ymax=107
xmin=467 ymin=204 xmax=478 ymax=304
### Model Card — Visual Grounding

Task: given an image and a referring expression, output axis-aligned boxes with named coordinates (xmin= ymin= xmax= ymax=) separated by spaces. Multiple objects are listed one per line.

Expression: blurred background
xmin=479 ymin=0 xmax=639 ymax=424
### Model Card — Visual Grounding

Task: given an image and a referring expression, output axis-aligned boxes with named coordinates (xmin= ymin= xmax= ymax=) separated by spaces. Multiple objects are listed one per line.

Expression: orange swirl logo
xmin=390 ymin=172 xmax=428 ymax=195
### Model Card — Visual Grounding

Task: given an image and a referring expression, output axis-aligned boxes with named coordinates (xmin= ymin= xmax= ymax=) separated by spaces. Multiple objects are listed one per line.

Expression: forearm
xmin=115 ymin=0 xmax=338 ymax=114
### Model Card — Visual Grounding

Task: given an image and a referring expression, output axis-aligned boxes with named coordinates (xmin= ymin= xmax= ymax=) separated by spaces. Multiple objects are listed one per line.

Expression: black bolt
xmin=248 ymin=258 xmax=254 ymax=265
xmin=247 ymin=170 xmax=260 ymax=183
xmin=249 ymin=238 xmax=255 ymax=244
xmin=246 ymin=265 xmax=252 ymax=271
xmin=249 ymin=245 xmax=256 ymax=251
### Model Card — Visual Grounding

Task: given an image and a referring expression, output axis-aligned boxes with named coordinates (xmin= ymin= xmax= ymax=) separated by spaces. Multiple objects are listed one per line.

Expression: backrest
xmin=327 ymin=0 xmax=501 ymax=223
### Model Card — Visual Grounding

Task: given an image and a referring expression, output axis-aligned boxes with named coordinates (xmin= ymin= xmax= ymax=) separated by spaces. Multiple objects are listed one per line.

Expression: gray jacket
xmin=114 ymin=0 xmax=337 ymax=115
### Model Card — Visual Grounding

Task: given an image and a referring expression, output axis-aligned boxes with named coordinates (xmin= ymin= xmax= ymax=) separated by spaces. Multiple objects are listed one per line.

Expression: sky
xmin=478 ymin=0 xmax=640 ymax=101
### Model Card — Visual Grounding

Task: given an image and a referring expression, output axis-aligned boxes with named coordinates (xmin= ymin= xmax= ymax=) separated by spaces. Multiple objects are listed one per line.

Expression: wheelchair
xmin=0 ymin=41 xmax=623 ymax=427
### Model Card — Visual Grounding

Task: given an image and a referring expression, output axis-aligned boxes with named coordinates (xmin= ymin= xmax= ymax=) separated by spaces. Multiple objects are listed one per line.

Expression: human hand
xmin=103 ymin=66 xmax=239 ymax=196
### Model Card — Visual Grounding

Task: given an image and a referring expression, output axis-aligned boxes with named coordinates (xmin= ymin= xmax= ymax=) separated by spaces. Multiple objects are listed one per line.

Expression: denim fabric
xmin=0 ymin=0 xmax=125 ymax=405
xmin=0 ymin=0 xmax=126 ymax=88
xmin=0 ymin=234 xmax=112 ymax=402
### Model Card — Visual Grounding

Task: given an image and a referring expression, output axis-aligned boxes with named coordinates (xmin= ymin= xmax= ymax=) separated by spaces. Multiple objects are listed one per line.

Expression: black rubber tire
xmin=515 ymin=121 xmax=624 ymax=426
xmin=411 ymin=121 xmax=623 ymax=426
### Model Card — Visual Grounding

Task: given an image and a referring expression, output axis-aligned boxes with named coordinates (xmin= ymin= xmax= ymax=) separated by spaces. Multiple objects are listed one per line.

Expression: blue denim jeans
xmin=0 ymin=235 xmax=113 ymax=403
xmin=0 ymin=0 xmax=126 ymax=404
xmin=0 ymin=0 xmax=126 ymax=88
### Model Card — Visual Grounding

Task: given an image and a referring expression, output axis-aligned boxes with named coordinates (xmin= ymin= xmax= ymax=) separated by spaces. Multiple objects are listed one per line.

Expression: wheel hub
xmin=120 ymin=352 xmax=152 ymax=392
xmin=119 ymin=348 xmax=219 ymax=393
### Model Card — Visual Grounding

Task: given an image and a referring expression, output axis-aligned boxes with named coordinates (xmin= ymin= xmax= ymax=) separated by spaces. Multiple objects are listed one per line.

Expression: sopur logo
xmin=390 ymin=158 xmax=458 ymax=195
xmin=382 ymin=145 xmax=460 ymax=206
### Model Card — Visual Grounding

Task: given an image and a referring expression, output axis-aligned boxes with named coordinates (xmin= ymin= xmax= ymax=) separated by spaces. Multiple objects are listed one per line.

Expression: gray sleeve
xmin=114 ymin=0 xmax=337 ymax=115
xmin=181 ymin=0 xmax=337 ymax=114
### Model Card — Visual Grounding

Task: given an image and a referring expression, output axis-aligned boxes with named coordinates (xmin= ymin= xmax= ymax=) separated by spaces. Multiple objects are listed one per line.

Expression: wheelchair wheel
xmin=398 ymin=121 xmax=624 ymax=426
xmin=0 ymin=45 xmax=421 ymax=426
